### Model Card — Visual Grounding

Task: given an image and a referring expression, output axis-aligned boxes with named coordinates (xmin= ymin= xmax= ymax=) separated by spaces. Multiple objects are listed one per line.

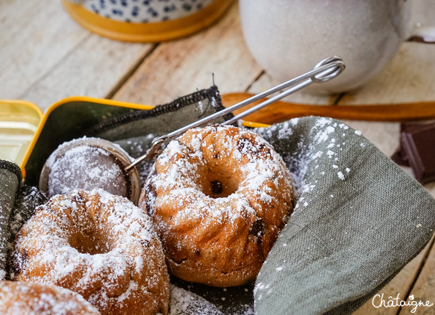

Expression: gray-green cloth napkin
xmin=254 ymin=117 xmax=435 ymax=315
xmin=8 ymin=185 xmax=47 ymax=245
xmin=0 ymin=161 xmax=21 ymax=279
xmin=0 ymin=160 xmax=47 ymax=280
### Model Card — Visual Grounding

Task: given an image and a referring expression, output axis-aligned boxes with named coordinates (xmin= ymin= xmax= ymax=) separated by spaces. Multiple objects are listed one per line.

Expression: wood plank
xmin=113 ymin=2 xmax=263 ymax=106
xmin=20 ymin=35 xmax=154 ymax=111
xmin=338 ymin=43 xmax=435 ymax=105
xmin=399 ymin=238 xmax=435 ymax=315
xmin=340 ymin=121 xmax=400 ymax=158
xmin=0 ymin=0 xmax=88 ymax=100
xmin=353 ymin=239 xmax=433 ymax=315
xmin=0 ymin=0 xmax=154 ymax=111
xmin=0 ymin=1 xmax=48 ymax=50
xmin=425 ymin=182 xmax=435 ymax=199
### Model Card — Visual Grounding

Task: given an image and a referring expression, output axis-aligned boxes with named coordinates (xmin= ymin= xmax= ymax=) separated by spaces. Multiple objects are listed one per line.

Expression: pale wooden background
xmin=1 ymin=0 xmax=435 ymax=314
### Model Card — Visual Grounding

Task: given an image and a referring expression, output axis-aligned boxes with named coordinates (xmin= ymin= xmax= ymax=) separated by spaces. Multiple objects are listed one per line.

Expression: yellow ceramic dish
xmin=0 ymin=100 xmax=43 ymax=173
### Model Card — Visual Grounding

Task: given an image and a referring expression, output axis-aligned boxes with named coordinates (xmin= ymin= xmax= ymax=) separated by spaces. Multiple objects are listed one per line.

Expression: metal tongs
xmin=125 ymin=56 xmax=345 ymax=172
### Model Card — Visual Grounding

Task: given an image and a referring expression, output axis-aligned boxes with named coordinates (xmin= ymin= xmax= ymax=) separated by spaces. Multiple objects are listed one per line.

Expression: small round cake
xmin=139 ymin=125 xmax=294 ymax=287
xmin=12 ymin=189 xmax=169 ymax=315
xmin=0 ymin=281 xmax=100 ymax=315
xmin=48 ymin=145 xmax=129 ymax=197
xmin=39 ymin=137 xmax=141 ymax=205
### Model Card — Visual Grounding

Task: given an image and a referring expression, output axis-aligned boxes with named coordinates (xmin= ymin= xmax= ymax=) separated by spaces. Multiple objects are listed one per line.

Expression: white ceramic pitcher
xmin=240 ymin=0 xmax=435 ymax=94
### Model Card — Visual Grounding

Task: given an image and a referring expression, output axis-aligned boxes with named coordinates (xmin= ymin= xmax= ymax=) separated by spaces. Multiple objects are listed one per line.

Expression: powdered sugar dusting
xmin=13 ymin=189 xmax=169 ymax=315
xmin=0 ymin=281 xmax=100 ymax=314
xmin=47 ymin=145 xmax=129 ymax=198
xmin=255 ymin=117 xmax=356 ymax=214
xmin=169 ymin=285 xmax=223 ymax=315
xmin=143 ymin=125 xmax=294 ymax=286
xmin=151 ymin=125 xmax=293 ymax=225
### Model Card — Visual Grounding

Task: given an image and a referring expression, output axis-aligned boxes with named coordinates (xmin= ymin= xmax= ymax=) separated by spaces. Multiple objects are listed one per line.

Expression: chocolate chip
xmin=237 ymin=137 xmax=255 ymax=155
xmin=249 ymin=218 xmax=265 ymax=244
xmin=211 ymin=180 xmax=223 ymax=194
xmin=71 ymin=193 xmax=86 ymax=206
xmin=237 ymin=137 xmax=270 ymax=159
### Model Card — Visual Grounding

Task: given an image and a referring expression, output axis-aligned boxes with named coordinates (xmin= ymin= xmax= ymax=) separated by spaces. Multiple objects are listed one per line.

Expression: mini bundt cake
xmin=0 ymin=281 xmax=100 ymax=315
xmin=12 ymin=189 xmax=170 ymax=315
xmin=140 ymin=125 xmax=294 ymax=287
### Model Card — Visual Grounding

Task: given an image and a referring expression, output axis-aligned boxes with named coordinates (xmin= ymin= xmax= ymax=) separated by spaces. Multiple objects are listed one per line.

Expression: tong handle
xmin=124 ymin=137 xmax=165 ymax=171
xmin=165 ymin=56 xmax=344 ymax=139
xmin=124 ymin=56 xmax=345 ymax=171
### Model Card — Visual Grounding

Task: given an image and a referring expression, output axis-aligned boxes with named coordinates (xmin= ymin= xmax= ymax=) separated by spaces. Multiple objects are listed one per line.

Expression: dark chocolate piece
xmin=400 ymin=120 xmax=435 ymax=134
xmin=400 ymin=123 xmax=435 ymax=185
xmin=391 ymin=147 xmax=409 ymax=167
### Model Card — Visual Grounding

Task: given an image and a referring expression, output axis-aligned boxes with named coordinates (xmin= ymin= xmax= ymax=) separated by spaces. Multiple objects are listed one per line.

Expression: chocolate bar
xmin=396 ymin=121 xmax=435 ymax=185
xmin=391 ymin=147 xmax=409 ymax=167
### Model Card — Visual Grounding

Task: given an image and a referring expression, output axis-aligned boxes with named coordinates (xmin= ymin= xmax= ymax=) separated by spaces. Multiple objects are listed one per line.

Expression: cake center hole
xmin=70 ymin=234 xmax=110 ymax=255
xmin=206 ymin=177 xmax=238 ymax=198
xmin=211 ymin=180 xmax=223 ymax=195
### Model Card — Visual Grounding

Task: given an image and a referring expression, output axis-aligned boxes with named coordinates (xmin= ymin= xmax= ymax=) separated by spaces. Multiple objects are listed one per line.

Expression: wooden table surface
xmin=2 ymin=0 xmax=435 ymax=314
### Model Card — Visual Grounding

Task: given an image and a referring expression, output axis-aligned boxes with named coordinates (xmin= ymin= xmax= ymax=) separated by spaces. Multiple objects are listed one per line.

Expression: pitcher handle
xmin=408 ymin=24 xmax=435 ymax=43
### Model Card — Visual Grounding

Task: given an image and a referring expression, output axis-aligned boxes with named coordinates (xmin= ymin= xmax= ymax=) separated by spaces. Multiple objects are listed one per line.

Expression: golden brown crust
xmin=13 ymin=189 xmax=169 ymax=315
xmin=0 ymin=281 xmax=100 ymax=315
xmin=139 ymin=125 xmax=294 ymax=287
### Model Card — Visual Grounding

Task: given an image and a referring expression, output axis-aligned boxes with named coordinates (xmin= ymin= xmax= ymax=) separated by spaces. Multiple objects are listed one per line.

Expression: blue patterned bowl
xmin=63 ymin=0 xmax=233 ymax=42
